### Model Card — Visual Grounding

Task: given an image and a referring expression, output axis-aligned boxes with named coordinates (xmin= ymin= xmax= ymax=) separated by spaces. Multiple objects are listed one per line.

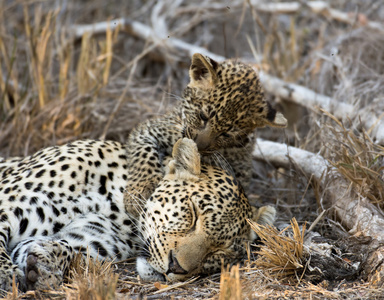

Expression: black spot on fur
xmin=13 ymin=207 xmax=23 ymax=218
xmin=35 ymin=169 xmax=45 ymax=178
xmin=19 ymin=219 xmax=29 ymax=235
xmin=110 ymin=203 xmax=120 ymax=212
xmin=52 ymin=206 xmax=60 ymax=217
xmin=266 ymin=102 xmax=277 ymax=122
xmin=30 ymin=197 xmax=38 ymax=205
xmin=36 ymin=207 xmax=45 ymax=222
xmin=53 ymin=222 xmax=65 ymax=233
xmin=91 ymin=241 xmax=108 ymax=257
xmin=61 ymin=164 xmax=69 ymax=171
xmin=99 ymin=175 xmax=107 ymax=195
xmin=68 ymin=233 xmax=84 ymax=240
xmin=25 ymin=182 xmax=33 ymax=190
xmin=98 ymin=148 xmax=104 ymax=159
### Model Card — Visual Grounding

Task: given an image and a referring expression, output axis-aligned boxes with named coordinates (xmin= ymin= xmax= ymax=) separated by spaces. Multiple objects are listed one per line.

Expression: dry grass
xmin=322 ymin=110 xmax=384 ymax=206
xmin=1 ymin=0 xmax=384 ymax=299
xmin=219 ymin=265 xmax=242 ymax=300
xmin=249 ymin=218 xmax=306 ymax=281
xmin=63 ymin=252 xmax=119 ymax=300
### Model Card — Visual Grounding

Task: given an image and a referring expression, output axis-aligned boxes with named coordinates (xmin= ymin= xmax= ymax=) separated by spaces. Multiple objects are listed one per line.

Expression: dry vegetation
xmin=1 ymin=0 xmax=384 ymax=299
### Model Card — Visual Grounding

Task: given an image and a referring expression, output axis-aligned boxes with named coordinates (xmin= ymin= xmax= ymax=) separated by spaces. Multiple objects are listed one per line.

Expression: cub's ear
xmin=189 ymin=53 xmax=219 ymax=89
xmin=267 ymin=111 xmax=288 ymax=128
xmin=253 ymin=103 xmax=288 ymax=128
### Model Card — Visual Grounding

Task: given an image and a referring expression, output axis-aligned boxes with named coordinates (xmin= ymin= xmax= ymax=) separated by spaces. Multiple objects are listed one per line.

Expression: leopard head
xmin=181 ymin=53 xmax=287 ymax=153
xmin=136 ymin=138 xmax=276 ymax=281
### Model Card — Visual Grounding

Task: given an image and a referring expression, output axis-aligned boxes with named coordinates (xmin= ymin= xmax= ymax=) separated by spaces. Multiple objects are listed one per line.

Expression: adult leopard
xmin=0 ymin=138 xmax=275 ymax=291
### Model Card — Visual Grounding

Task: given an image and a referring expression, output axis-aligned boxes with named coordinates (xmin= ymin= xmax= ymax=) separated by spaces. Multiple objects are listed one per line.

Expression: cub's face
xmin=181 ymin=54 xmax=287 ymax=154
xmin=136 ymin=138 xmax=275 ymax=282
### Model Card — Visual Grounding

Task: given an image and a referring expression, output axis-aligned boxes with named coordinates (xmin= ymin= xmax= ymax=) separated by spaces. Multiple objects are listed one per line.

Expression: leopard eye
xmin=187 ymin=201 xmax=198 ymax=233
xmin=199 ymin=112 xmax=209 ymax=122
xmin=220 ymin=132 xmax=231 ymax=138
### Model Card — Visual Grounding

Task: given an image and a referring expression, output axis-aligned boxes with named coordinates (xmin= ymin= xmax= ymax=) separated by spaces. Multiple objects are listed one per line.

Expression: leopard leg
xmin=0 ymin=225 xmax=25 ymax=293
xmin=10 ymin=237 xmax=74 ymax=291
xmin=125 ymin=115 xmax=182 ymax=215
xmin=8 ymin=213 xmax=139 ymax=292
xmin=55 ymin=212 xmax=140 ymax=261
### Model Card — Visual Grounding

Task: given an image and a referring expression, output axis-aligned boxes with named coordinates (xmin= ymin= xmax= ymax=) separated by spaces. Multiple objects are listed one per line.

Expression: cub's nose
xmin=194 ymin=134 xmax=211 ymax=151
xmin=166 ymin=250 xmax=188 ymax=275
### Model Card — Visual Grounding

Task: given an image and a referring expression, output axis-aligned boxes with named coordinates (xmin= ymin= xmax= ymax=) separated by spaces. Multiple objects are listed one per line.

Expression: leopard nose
xmin=194 ymin=134 xmax=211 ymax=151
xmin=166 ymin=250 xmax=188 ymax=275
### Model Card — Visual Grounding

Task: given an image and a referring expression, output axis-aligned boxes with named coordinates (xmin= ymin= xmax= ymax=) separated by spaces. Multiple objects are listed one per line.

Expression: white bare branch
xmin=254 ymin=138 xmax=384 ymax=244
xmin=253 ymin=138 xmax=330 ymax=183
xmin=251 ymin=1 xmax=384 ymax=32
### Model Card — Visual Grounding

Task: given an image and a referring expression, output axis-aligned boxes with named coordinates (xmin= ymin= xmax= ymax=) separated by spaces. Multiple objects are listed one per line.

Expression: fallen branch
xmin=254 ymin=138 xmax=384 ymax=283
xmin=253 ymin=138 xmax=384 ymax=243
xmin=69 ymin=18 xmax=384 ymax=144
xmin=174 ymin=1 xmax=384 ymax=32
xmin=258 ymin=73 xmax=384 ymax=144
xmin=253 ymin=139 xmax=331 ymax=184
xmin=250 ymin=1 xmax=384 ymax=32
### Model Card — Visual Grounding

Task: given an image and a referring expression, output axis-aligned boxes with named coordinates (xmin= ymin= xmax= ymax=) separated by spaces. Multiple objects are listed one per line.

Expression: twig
xmin=174 ymin=1 xmax=384 ymax=32
xmin=152 ymin=277 xmax=199 ymax=294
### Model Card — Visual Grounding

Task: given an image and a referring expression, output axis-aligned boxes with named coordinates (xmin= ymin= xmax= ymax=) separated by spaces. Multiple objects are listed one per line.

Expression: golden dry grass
xmin=322 ymin=110 xmax=384 ymax=206
xmin=249 ymin=218 xmax=306 ymax=280
xmin=219 ymin=265 xmax=242 ymax=300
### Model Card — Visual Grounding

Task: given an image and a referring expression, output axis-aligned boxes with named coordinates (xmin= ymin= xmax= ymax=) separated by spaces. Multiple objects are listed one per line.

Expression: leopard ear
xmin=249 ymin=206 xmax=276 ymax=241
xmin=189 ymin=53 xmax=219 ymax=89
xmin=254 ymin=103 xmax=288 ymax=128
xmin=165 ymin=138 xmax=201 ymax=181
xmin=267 ymin=111 xmax=288 ymax=128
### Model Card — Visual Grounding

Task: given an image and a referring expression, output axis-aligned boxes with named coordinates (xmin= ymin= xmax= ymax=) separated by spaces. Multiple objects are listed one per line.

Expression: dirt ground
xmin=1 ymin=0 xmax=384 ymax=299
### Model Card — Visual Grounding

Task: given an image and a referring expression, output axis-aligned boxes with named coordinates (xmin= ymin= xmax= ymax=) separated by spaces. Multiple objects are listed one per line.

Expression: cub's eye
xmin=220 ymin=132 xmax=231 ymax=138
xmin=199 ymin=112 xmax=209 ymax=122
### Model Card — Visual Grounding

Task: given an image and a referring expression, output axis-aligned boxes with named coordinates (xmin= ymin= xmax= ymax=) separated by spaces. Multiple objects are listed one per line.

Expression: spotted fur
xmin=0 ymin=140 xmax=139 ymax=291
xmin=0 ymin=138 xmax=275 ymax=291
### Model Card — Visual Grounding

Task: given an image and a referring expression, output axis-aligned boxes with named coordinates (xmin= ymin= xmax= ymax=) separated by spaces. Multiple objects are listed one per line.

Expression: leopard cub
xmin=125 ymin=53 xmax=287 ymax=201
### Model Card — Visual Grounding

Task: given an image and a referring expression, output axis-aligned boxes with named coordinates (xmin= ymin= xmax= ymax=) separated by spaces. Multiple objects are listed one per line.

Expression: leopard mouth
xmin=136 ymin=255 xmax=197 ymax=282
xmin=136 ymin=257 xmax=166 ymax=282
